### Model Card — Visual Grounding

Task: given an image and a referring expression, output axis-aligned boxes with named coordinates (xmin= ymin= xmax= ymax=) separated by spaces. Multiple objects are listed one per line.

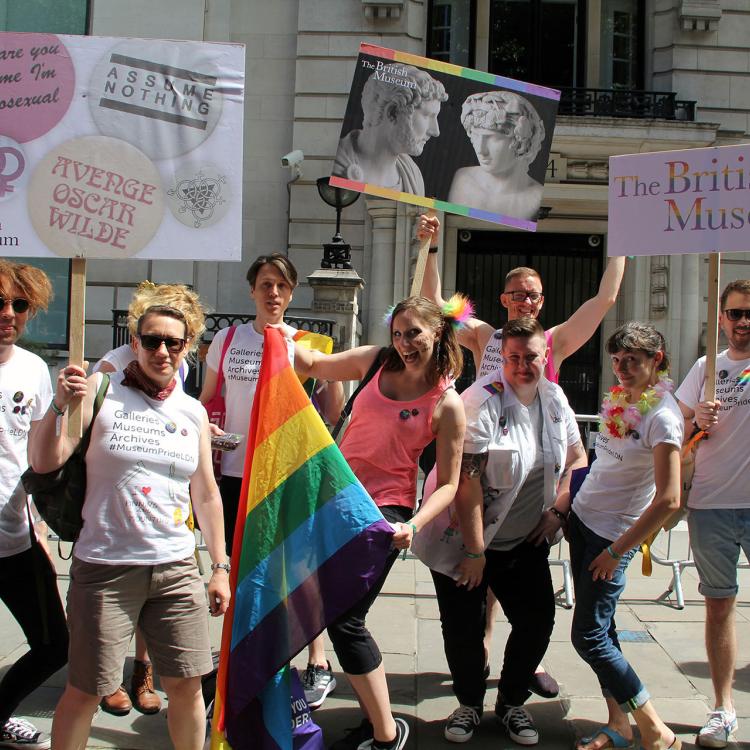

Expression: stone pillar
xmin=366 ymin=198 xmax=398 ymax=345
xmin=679 ymin=253 xmax=701 ymax=379
xmin=307 ymin=268 xmax=365 ymax=354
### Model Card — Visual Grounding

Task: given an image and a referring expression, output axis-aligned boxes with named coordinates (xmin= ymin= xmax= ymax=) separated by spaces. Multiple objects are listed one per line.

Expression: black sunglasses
xmin=723 ymin=309 xmax=750 ymax=322
xmin=138 ymin=334 xmax=187 ymax=353
xmin=0 ymin=297 xmax=30 ymax=314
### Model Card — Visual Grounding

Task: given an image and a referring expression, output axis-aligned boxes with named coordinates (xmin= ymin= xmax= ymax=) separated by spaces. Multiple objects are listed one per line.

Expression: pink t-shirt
xmin=340 ymin=367 xmax=449 ymax=510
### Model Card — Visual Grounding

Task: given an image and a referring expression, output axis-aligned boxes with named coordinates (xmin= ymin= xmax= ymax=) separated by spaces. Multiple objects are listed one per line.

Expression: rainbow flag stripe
xmin=211 ymin=328 xmax=394 ymax=750
xmin=737 ymin=366 xmax=750 ymax=386
xmin=483 ymin=381 xmax=504 ymax=397
xmin=360 ymin=43 xmax=560 ymax=101
xmin=329 ymin=43 xmax=559 ymax=231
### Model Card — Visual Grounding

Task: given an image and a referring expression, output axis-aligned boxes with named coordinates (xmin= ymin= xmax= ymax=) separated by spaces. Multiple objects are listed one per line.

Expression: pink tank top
xmin=340 ymin=367 xmax=449 ymax=510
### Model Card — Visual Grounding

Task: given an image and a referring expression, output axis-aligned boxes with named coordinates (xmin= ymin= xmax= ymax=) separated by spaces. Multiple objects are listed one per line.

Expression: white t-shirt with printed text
xmin=75 ymin=372 xmax=203 ymax=565
xmin=675 ymin=350 xmax=750 ymax=510
xmin=0 ymin=346 xmax=53 ymax=557
xmin=205 ymin=322 xmax=296 ymax=477
xmin=573 ymin=393 xmax=683 ymax=540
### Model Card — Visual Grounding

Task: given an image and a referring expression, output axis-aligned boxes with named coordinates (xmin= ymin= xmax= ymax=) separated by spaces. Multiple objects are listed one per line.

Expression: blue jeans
xmin=568 ymin=512 xmax=649 ymax=712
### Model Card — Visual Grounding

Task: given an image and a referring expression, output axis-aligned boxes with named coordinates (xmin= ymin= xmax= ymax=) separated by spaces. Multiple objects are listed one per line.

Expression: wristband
xmin=50 ymin=401 xmax=66 ymax=417
xmin=428 ymin=246 xmax=439 ymax=254
xmin=549 ymin=507 xmax=567 ymax=523
xmin=463 ymin=550 xmax=484 ymax=559
xmin=606 ymin=545 xmax=621 ymax=560
xmin=211 ymin=562 xmax=231 ymax=574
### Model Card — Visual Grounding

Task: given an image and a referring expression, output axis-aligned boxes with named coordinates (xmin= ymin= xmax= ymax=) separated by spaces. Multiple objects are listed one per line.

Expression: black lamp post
xmin=316 ymin=177 xmax=361 ymax=269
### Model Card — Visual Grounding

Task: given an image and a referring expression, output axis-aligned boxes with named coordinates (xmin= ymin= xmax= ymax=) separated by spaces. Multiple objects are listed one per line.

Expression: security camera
xmin=281 ymin=149 xmax=304 ymax=168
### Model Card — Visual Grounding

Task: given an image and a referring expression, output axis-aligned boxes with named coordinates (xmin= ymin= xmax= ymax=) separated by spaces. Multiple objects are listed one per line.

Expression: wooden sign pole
xmin=67 ymin=258 xmax=86 ymax=438
xmin=705 ymin=252 xmax=721 ymax=402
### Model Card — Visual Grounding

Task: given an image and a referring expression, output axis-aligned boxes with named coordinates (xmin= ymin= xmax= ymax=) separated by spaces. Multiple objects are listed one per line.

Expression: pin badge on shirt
xmin=499 ymin=415 xmax=508 ymax=435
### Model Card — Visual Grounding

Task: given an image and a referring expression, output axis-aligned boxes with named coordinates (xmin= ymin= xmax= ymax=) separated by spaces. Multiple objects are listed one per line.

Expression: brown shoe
xmin=100 ymin=685 xmax=132 ymax=715
xmin=131 ymin=659 xmax=162 ymax=714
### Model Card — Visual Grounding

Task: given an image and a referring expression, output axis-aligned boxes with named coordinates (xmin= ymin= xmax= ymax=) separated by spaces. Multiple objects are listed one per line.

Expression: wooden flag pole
xmin=67 ymin=258 xmax=86 ymax=438
xmin=705 ymin=252 xmax=721 ymax=402
xmin=410 ymin=211 xmax=435 ymax=298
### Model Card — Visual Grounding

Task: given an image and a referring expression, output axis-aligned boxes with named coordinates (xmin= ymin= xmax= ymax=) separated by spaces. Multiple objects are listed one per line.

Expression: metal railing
xmin=558 ymin=88 xmax=696 ymax=121
xmin=112 ymin=310 xmax=335 ymax=397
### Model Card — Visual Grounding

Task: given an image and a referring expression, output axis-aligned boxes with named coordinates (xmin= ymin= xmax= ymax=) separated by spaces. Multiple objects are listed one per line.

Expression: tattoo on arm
xmin=461 ymin=452 xmax=488 ymax=479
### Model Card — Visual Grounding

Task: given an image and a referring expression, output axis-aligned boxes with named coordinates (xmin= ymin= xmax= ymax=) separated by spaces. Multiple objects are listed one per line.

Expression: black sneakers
xmin=373 ymin=718 xmax=409 ymax=750
xmin=495 ymin=702 xmax=539 ymax=746
xmin=329 ymin=719 xmax=374 ymax=750
xmin=444 ymin=704 xmax=482 ymax=743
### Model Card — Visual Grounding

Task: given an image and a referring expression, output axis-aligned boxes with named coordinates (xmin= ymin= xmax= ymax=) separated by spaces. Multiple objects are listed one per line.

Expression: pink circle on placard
xmin=0 ymin=33 xmax=75 ymax=143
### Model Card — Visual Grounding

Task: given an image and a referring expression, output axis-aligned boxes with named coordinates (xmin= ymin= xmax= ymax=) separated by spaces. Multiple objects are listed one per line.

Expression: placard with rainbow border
xmin=330 ymin=43 xmax=560 ymax=231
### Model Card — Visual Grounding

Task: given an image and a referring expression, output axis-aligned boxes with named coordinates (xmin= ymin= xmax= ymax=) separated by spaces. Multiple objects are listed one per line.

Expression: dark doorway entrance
xmin=455 ymin=229 xmax=604 ymax=415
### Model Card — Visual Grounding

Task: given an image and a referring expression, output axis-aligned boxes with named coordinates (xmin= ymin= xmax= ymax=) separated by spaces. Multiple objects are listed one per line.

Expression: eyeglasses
xmin=0 ymin=297 xmax=30 ymax=313
xmin=505 ymin=291 xmax=543 ymax=303
xmin=723 ymin=308 xmax=750 ymax=322
xmin=138 ymin=334 xmax=187 ymax=353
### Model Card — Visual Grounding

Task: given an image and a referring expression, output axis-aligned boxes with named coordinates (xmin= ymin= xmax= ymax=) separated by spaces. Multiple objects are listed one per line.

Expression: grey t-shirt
xmin=489 ymin=395 xmax=544 ymax=551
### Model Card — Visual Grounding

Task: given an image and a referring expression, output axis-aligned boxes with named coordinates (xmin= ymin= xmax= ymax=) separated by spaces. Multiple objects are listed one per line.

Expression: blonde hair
xmin=127 ymin=282 xmax=206 ymax=357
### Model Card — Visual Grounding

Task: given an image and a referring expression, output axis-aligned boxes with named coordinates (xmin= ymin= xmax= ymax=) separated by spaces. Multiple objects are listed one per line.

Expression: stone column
xmin=307 ymin=268 xmax=365 ymax=354
xmin=366 ymin=198 xmax=398 ymax=345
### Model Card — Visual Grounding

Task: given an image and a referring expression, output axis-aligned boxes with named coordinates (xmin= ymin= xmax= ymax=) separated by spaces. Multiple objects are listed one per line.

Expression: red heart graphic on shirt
xmin=142 ymin=487 xmax=151 ymax=495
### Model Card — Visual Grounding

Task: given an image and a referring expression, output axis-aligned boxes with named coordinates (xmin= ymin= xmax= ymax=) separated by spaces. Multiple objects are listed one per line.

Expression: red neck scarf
xmin=121 ymin=361 xmax=176 ymax=401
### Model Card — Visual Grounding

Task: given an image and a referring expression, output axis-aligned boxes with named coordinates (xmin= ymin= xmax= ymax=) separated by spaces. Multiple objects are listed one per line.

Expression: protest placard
xmin=608 ymin=144 xmax=750 ymax=257
xmin=330 ymin=43 xmax=560 ymax=233
xmin=0 ymin=32 xmax=245 ymax=261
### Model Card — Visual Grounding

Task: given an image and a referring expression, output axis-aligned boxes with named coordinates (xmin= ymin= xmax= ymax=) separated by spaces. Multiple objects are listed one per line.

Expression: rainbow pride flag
xmin=211 ymin=328 xmax=394 ymax=750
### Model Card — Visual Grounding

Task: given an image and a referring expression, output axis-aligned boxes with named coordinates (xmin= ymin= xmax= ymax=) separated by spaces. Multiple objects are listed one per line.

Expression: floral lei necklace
xmin=600 ymin=371 xmax=673 ymax=439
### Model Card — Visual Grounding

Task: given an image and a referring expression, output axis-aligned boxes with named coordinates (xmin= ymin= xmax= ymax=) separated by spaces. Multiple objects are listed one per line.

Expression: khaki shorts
xmin=67 ymin=556 xmax=213 ymax=696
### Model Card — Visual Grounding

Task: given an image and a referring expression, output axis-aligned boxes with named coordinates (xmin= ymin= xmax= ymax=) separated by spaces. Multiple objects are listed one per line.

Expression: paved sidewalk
xmin=2 ymin=521 xmax=749 ymax=749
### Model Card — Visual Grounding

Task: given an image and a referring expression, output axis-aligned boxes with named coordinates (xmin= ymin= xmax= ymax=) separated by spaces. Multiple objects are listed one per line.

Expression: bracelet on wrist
xmin=606 ymin=545 xmax=621 ymax=560
xmin=50 ymin=401 xmax=67 ymax=417
xmin=211 ymin=562 xmax=231 ymax=574
xmin=463 ymin=550 xmax=484 ymax=559
xmin=549 ymin=507 xmax=567 ymax=523
xmin=428 ymin=246 xmax=439 ymax=254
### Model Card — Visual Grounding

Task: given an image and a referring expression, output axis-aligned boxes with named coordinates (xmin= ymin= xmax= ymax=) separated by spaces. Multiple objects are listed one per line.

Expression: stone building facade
xmin=10 ymin=0 xmax=750 ymax=407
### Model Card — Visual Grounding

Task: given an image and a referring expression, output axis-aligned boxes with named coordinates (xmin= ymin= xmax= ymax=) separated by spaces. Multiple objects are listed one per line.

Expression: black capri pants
xmin=327 ymin=504 xmax=412 ymax=675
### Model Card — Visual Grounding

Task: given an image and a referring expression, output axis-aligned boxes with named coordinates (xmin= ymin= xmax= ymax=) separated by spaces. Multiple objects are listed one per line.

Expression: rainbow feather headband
xmin=383 ymin=294 xmax=475 ymax=330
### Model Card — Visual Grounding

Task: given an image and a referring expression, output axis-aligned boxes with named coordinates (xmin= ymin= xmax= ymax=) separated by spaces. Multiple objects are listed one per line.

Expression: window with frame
xmin=489 ymin=0 xmax=586 ymax=88
xmin=427 ymin=0 xmax=475 ymax=67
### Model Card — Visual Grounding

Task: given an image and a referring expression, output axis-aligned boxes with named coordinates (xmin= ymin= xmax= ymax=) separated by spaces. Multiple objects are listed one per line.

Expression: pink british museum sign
xmin=608 ymin=143 xmax=750 ymax=257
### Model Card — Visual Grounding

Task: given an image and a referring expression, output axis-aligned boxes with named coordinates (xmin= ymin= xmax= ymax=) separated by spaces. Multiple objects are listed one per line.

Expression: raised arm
xmin=550 ymin=256 xmax=626 ymax=369
xmin=293 ymin=341 xmax=383 ymax=383
xmin=417 ymin=214 xmax=495 ymax=368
